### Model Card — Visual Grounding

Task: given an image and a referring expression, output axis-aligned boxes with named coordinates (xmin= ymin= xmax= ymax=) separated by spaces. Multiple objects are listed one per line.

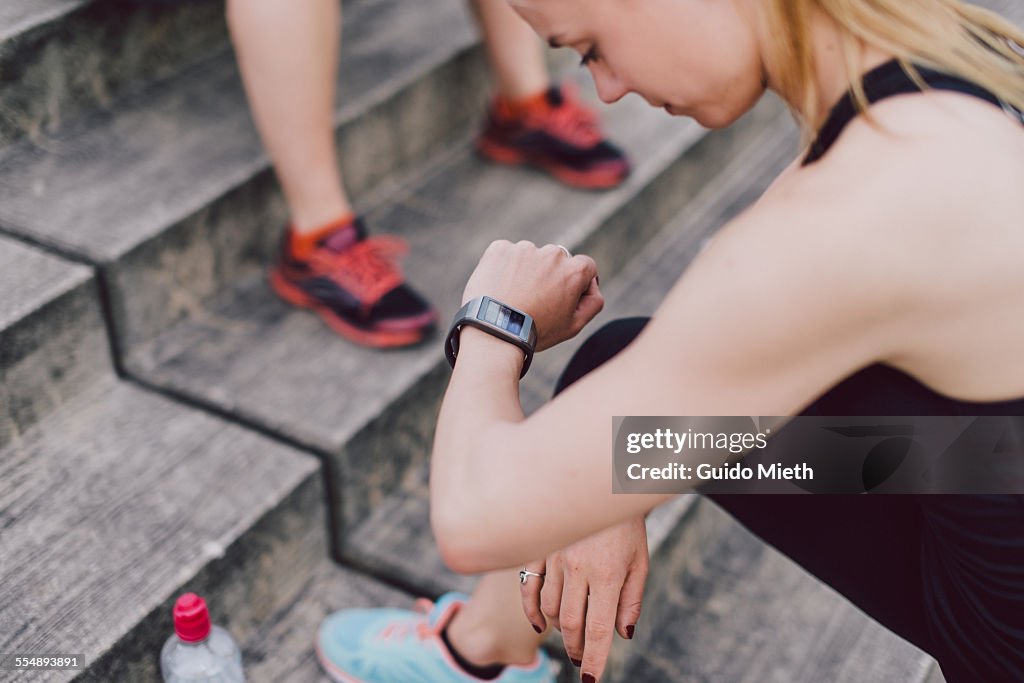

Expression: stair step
xmin=611 ymin=499 xmax=937 ymax=682
xmin=0 ymin=237 xmax=103 ymax=446
xmin=0 ymin=376 xmax=325 ymax=680
xmin=0 ymin=0 xmax=227 ymax=149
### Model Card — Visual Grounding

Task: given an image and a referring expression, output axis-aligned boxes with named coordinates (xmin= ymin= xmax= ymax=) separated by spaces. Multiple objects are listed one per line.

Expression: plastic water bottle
xmin=160 ymin=593 xmax=246 ymax=683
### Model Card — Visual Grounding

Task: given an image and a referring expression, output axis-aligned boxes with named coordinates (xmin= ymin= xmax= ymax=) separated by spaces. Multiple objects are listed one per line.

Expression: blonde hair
xmin=762 ymin=0 xmax=1024 ymax=140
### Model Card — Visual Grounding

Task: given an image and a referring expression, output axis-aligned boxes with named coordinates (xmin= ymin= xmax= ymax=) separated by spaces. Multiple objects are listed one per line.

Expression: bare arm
xmin=430 ymin=190 xmax=904 ymax=573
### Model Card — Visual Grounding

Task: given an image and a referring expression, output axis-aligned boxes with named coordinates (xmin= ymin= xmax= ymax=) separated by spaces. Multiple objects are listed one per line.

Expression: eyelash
xmin=579 ymin=46 xmax=597 ymax=67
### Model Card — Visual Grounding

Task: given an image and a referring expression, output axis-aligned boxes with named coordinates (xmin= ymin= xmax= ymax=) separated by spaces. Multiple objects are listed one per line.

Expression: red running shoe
xmin=476 ymin=84 xmax=631 ymax=190
xmin=269 ymin=216 xmax=436 ymax=348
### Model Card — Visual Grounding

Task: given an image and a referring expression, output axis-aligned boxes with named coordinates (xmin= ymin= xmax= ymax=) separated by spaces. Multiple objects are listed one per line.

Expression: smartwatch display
xmin=445 ymin=296 xmax=537 ymax=378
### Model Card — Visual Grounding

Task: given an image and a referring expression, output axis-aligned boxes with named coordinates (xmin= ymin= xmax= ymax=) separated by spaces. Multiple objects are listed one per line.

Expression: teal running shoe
xmin=316 ymin=592 xmax=555 ymax=683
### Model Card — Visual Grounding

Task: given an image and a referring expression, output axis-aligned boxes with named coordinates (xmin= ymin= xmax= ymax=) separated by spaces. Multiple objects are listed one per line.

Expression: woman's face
xmin=511 ymin=0 xmax=767 ymax=128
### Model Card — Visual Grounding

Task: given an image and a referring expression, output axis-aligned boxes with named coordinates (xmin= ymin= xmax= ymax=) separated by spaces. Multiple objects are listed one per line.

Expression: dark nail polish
xmin=532 ymin=624 xmax=543 ymax=634
xmin=626 ymin=624 xmax=635 ymax=639
xmin=570 ymin=658 xmax=582 ymax=667
xmin=582 ymin=674 xmax=597 ymax=683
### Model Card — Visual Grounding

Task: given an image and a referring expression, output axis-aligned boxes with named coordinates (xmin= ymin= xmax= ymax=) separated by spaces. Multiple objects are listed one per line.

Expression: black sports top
xmin=804 ymin=59 xmax=1024 ymax=166
xmin=796 ymin=58 xmax=1024 ymax=417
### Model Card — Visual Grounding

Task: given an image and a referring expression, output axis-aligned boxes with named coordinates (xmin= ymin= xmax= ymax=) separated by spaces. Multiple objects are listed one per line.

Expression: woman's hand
xmin=519 ymin=516 xmax=649 ymax=682
xmin=462 ymin=240 xmax=604 ymax=351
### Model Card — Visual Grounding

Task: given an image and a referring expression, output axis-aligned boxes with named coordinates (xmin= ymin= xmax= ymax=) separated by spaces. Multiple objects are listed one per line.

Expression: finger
xmin=559 ymin=576 xmax=589 ymax=667
xmin=581 ymin=585 xmax=620 ymax=683
xmin=569 ymin=254 xmax=598 ymax=287
xmin=540 ymin=556 xmax=564 ymax=632
xmin=484 ymin=239 xmax=512 ymax=256
xmin=576 ymin=276 xmax=604 ymax=313
xmin=519 ymin=559 xmax=547 ymax=634
xmin=615 ymin=563 xmax=648 ymax=641
xmin=572 ymin=278 xmax=605 ymax=332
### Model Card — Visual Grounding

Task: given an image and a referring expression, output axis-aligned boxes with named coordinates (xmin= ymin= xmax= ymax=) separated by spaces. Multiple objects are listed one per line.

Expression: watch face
xmin=481 ymin=298 xmax=526 ymax=337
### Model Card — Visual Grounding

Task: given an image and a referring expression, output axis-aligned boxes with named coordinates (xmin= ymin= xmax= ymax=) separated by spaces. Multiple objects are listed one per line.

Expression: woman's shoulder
xmin=756 ymin=93 xmax=1024 ymax=270
xmin=634 ymin=178 xmax=908 ymax=415
xmin=801 ymin=89 xmax=1024 ymax=211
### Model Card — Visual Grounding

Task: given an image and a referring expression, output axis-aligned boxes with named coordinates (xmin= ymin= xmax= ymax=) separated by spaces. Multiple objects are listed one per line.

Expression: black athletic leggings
xmin=551 ymin=317 xmax=1024 ymax=683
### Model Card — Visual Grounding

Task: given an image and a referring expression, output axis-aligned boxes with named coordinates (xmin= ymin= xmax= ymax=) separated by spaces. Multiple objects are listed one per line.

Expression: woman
xmin=430 ymin=1 xmax=1024 ymax=682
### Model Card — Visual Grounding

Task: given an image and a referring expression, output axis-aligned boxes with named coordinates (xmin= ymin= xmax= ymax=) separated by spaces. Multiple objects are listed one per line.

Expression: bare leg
xmin=446 ymin=568 xmax=547 ymax=666
xmin=469 ymin=0 xmax=550 ymax=100
xmin=226 ymin=0 xmax=352 ymax=233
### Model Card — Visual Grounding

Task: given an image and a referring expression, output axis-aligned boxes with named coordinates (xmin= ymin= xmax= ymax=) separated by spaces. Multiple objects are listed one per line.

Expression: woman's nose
xmin=593 ymin=69 xmax=629 ymax=104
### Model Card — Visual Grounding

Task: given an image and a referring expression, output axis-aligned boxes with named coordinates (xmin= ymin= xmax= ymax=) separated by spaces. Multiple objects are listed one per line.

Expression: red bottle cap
xmin=173 ymin=593 xmax=211 ymax=642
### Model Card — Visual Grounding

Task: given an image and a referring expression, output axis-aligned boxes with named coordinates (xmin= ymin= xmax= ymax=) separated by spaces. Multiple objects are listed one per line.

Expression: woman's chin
xmin=659 ymin=102 xmax=743 ymax=128
xmin=692 ymin=107 xmax=743 ymax=129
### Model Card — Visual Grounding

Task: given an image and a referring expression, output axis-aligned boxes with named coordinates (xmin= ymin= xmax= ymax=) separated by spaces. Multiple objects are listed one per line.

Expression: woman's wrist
xmin=454 ymin=326 xmax=527 ymax=379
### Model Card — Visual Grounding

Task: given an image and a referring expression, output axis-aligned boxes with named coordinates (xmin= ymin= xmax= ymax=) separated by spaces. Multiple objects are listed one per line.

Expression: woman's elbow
xmin=431 ymin=503 xmax=498 ymax=574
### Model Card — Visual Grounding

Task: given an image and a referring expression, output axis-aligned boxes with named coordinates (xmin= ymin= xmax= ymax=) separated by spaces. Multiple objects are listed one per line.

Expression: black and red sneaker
xmin=269 ymin=216 xmax=436 ymax=348
xmin=476 ymin=83 xmax=631 ymax=190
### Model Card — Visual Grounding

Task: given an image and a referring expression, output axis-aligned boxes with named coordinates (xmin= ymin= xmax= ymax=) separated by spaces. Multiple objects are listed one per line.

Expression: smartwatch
xmin=445 ymin=296 xmax=537 ymax=378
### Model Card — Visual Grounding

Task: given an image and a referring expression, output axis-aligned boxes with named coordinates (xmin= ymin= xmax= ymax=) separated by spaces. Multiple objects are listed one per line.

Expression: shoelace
xmin=379 ymin=599 xmax=440 ymax=642
xmin=311 ymin=235 xmax=409 ymax=307
xmin=538 ymin=94 xmax=603 ymax=148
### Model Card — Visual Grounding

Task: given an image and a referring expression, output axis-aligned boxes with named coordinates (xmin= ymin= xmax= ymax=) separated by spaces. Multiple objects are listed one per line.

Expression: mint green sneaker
xmin=316 ymin=592 xmax=555 ymax=683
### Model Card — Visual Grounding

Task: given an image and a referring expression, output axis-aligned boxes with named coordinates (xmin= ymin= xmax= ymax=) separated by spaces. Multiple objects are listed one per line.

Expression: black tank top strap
xmin=804 ymin=59 xmax=1024 ymax=166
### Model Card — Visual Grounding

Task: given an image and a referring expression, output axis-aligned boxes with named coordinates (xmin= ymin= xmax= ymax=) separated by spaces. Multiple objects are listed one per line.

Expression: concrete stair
xmin=0 ymin=0 xmax=228 ymax=149
xmin=3 ymin=0 xmax=1018 ymax=680
xmin=0 ymin=238 xmax=97 ymax=444
xmin=0 ymin=237 xmax=336 ymax=681
xmin=0 ymin=1 xmax=488 ymax=676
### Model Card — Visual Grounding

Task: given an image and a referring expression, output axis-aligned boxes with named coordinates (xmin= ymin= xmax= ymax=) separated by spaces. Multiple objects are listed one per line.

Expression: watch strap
xmin=445 ymin=297 xmax=536 ymax=378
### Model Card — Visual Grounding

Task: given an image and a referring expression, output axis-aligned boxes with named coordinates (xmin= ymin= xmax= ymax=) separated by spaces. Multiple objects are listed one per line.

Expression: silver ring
xmin=554 ymin=244 xmax=572 ymax=258
xmin=519 ymin=569 xmax=545 ymax=584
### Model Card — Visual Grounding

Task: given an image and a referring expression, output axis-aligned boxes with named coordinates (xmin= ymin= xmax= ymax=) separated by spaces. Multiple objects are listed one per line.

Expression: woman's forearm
xmin=430 ymin=327 xmax=529 ymax=565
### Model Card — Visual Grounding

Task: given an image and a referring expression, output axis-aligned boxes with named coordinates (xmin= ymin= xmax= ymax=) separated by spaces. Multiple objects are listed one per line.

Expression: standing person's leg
xmin=227 ymin=0 xmax=435 ymax=348
xmin=469 ymin=0 xmax=632 ymax=190
xmin=470 ymin=0 xmax=550 ymax=101
xmin=227 ymin=0 xmax=351 ymax=232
